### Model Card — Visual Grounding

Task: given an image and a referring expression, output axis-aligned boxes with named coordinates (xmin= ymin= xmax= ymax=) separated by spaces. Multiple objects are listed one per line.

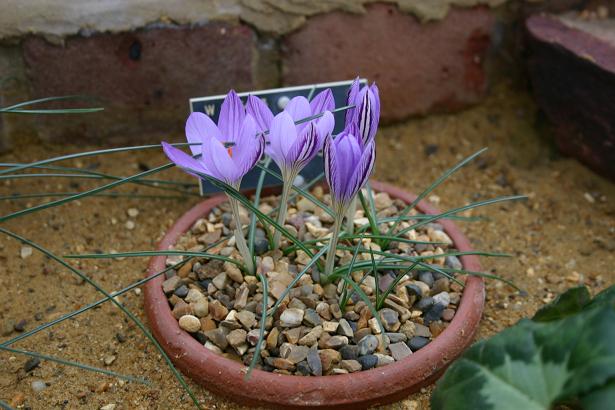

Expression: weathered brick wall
xmin=0 ymin=0 xmax=588 ymax=149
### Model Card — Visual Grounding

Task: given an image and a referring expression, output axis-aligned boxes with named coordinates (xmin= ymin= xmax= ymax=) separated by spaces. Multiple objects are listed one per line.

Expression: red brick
xmin=23 ymin=23 xmax=258 ymax=144
xmin=282 ymin=3 xmax=495 ymax=122
xmin=527 ymin=14 xmax=615 ymax=181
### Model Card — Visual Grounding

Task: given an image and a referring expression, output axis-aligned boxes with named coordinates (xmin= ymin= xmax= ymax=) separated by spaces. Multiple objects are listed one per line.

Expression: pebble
xmin=103 ymin=355 xmax=116 ymax=366
xmin=423 ymin=304 xmax=445 ymax=326
xmin=281 ymin=344 xmax=310 ymax=364
xmin=24 ymin=357 xmax=40 ymax=372
xmin=316 ymin=302 xmax=332 ymax=320
xmin=20 ymin=246 xmax=33 ymax=259
xmin=379 ymin=308 xmax=400 ymax=332
xmin=125 ymin=220 xmax=136 ymax=230
xmin=433 ymin=292 xmax=450 ymax=307
xmin=298 ymin=326 xmax=322 ymax=346
xmin=192 ymin=299 xmax=209 ymax=317
xmin=204 ymin=329 xmax=228 ymax=350
xmin=303 ymin=309 xmax=322 ymax=327
xmin=358 ymin=335 xmax=379 ymax=356
xmin=226 ymin=329 xmax=247 ymax=347
xmin=325 ymin=335 xmax=349 ymax=349
xmin=266 ymin=327 xmax=280 ymax=350
xmin=173 ymin=285 xmax=189 ymax=298
xmin=179 ymin=315 xmax=201 ymax=332
xmin=13 ymin=319 xmax=28 ymax=332
xmin=337 ymin=318 xmax=354 ymax=337
xmin=418 ymin=272 xmax=434 ymax=287
xmin=246 ymin=329 xmax=261 ymax=345
xmin=254 ymin=237 xmax=269 ymax=255
xmin=127 ymin=208 xmax=139 ymax=217
xmin=442 ymin=308 xmax=455 ymax=321
xmin=212 ymin=272 xmax=229 ymax=290
xmin=340 ymin=359 xmax=362 ymax=373
xmin=414 ymin=323 xmax=432 ymax=338
xmin=236 ymin=310 xmax=256 ymax=329
xmin=209 ymin=300 xmax=229 ymax=321
xmin=31 ymin=380 xmax=46 ymax=392
xmin=280 ymin=308 xmax=304 ymax=327
xmin=357 ymin=354 xmax=378 ymax=370
xmin=322 ymin=321 xmax=339 ymax=333
xmin=318 ymin=349 xmax=341 ymax=372
xmin=415 ymin=297 xmax=434 ymax=311
xmin=100 ymin=405 xmax=116 ymax=410
xmin=307 ymin=348 xmax=322 ymax=376
xmin=375 ymin=353 xmax=395 ymax=367
xmin=386 ymin=332 xmax=407 ymax=343
xmin=408 ymin=336 xmax=430 ymax=351
xmin=445 ymin=255 xmax=462 ymax=270
xmin=389 ymin=342 xmax=413 ymax=361
xmin=340 ymin=344 xmax=360 ymax=360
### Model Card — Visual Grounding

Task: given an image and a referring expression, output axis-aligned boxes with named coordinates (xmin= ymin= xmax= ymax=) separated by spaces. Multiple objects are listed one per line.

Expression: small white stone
xmin=100 ymin=404 xmax=116 ymax=410
xmin=31 ymin=380 xmax=46 ymax=392
xmin=126 ymin=208 xmax=139 ymax=217
xmin=20 ymin=246 xmax=33 ymax=259
xmin=125 ymin=220 xmax=136 ymax=230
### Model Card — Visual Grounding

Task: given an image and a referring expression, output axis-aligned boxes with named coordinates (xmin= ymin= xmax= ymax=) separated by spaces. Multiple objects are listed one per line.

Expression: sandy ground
xmin=0 ymin=81 xmax=614 ymax=409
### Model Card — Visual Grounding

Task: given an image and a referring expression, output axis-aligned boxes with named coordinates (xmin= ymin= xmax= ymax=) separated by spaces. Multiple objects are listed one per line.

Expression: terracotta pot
xmin=144 ymin=180 xmax=485 ymax=409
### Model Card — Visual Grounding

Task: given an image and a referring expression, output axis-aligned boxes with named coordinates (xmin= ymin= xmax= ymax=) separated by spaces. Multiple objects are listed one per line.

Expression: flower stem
xmin=272 ymin=171 xmax=295 ymax=250
xmin=228 ymin=194 xmax=255 ymax=274
xmin=323 ymin=213 xmax=343 ymax=279
xmin=345 ymin=197 xmax=357 ymax=235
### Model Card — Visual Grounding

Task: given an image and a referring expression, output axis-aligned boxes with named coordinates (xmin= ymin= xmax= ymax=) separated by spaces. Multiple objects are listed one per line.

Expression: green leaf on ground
xmin=432 ymin=285 xmax=615 ymax=410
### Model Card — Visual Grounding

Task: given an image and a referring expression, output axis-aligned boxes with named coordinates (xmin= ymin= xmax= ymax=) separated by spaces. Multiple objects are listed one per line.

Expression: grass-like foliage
xmin=432 ymin=284 xmax=615 ymax=410
xmin=0 ymin=85 xmax=526 ymax=408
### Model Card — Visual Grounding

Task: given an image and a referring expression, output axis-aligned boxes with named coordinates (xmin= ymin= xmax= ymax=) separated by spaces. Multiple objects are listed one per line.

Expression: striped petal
xmin=218 ymin=90 xmax=245 ymax=143
xmin=286 ymin=122 xmax=319 ymax=170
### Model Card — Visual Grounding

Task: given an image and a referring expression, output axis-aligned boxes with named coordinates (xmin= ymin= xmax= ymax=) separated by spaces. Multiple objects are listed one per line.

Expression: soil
xmin=1 ymin=81 xmax=614 ymax=409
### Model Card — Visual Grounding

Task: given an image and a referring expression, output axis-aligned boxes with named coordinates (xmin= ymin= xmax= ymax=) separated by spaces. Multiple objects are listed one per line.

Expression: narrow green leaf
xmin=0 ymin=345 xmax=148 ymax=385
xmin=386 ymin=148 xmax=488 ymax=241
xmin=0 ymin=228 xmax=202 ymax=409
xmin=246 ymin=273 xmax=268 ymax=379
xmin=340 ymin=275 xmax=385 ymax=334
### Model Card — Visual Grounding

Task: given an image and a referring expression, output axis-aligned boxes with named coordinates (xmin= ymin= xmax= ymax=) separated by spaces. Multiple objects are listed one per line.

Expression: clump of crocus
xmin=342 ymin=79 xmax=380 ymax=234
xmin=162 ymin=90 xmax=264 ymax=274
xmin=323 ymin=81 xmax=379 ymax=278
xmin=247 ymin=91 xmax=335 ymax=249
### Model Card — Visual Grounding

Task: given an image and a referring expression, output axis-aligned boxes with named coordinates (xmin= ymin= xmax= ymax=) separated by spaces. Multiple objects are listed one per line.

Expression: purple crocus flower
xmin=323 ymin=130 xmax=376 ymax=213
xmin=161 ymin=90 xmax=264 ymax=273
xmin=345 ymin=78 xmax=380 ymax=146
xmin=246 ymin=91 xmax=335 ymax=169
xmin=161 ymin=90 xmax=264 ymax=188
xmin=246 ymin=90 xmax=335 ymax=249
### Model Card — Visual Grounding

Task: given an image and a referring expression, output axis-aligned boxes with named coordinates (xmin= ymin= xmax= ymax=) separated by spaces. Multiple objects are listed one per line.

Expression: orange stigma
xmin=227 ymin=147 xmax=233 ymax=157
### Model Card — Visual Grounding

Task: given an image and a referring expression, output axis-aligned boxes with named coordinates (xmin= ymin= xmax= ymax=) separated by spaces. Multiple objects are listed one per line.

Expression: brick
xmin=526 ymin=14 xmax=615 ymax=181
xmin=282 ymin=3 xmax=495 ymax=122
xmin=22 ymin=23 xmax=263 ymax=144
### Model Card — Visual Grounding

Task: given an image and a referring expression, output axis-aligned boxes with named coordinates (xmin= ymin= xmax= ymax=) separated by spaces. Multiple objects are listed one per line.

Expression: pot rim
xmin=144 ymin=180 xmax=485 ymax=409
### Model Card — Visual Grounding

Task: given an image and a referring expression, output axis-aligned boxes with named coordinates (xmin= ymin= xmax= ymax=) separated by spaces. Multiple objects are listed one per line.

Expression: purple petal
xmin=284 ymin=96 xmax=311 ymax=123
xmin=334 ymin=132 xmax=362 ymax=201
xmin=370 ymin=83 xmax=380 ymax=132
xmin=268 ymin=111 xmax=297 ymax=168
xmin=310 ymin=89 xmax=335 ymax=115
xmin=323 ymin=134 xmax=337 ymax=203
xmin=286 ymin=122 xmax=318 ymax=170
xmin=185 ymin=112 xmax=222 ymax=155
xmin=218 ymin=90 xmax=245 ymax=143
xmin=356 ymin=87 xmax=373 ymax=146
xmin=315 ymin=110 xmax=334 ymax=150
xmin=232 ymin=115 xmax=262 ymax=175
xmin=348 ymin=140 xmax=376 ymax=199
xmin=344 ymin=77 xmax=361 ymax=129
xmin=246 ymin=95 xmax=273 ymax=134
xmin=202 ymin=135 xmax=240 ymax=185
xmin=161 ymin=141 xmax=209 ymax=176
